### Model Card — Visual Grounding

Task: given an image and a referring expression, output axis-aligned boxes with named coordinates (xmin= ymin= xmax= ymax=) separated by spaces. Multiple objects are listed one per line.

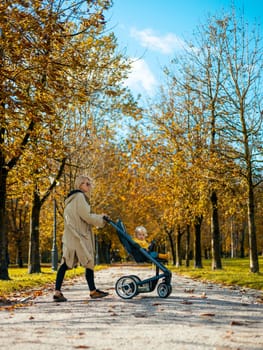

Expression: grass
xmin=170 ymin=257 xmax=263 ymax=291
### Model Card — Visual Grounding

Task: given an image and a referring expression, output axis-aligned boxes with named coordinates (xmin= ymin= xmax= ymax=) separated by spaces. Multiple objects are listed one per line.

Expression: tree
xmin=152 ymin=8 xmax=263 ymax=272
xmin=0 ymin=0 xmax=134 ymax=278
xmin=211 ymin=12 xmax=263 ymax=272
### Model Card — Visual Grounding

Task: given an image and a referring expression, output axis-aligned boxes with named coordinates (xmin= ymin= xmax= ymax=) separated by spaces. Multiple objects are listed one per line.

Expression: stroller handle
xmin=103 ymin=215 xmax=112 ymax=223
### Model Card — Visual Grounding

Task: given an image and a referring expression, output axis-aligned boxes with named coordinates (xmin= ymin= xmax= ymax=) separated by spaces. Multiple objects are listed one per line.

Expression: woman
xmin=53 ymin=174 xmax=109 ymax=301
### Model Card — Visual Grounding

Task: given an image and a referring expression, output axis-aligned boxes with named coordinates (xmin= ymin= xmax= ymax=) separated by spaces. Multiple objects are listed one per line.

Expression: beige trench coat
xmin=61 ymin=191 xmax=105 ymax=270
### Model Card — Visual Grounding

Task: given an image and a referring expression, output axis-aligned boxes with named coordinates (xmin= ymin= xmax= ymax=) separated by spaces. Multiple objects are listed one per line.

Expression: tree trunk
xmin=28 ymin=190 xmax=41 ymax=274
xmin=230 ymin=218 xmax=236 ymax=258
xmin=194 ymin=215 xmax=203 ymax=268
xmin=175 ymin=226 xmax=182 ymax=267
xmin=166 ymin=228 xmax=175 ymax=265
xmin=247 ymin=184 xmax=259 ymax=272
xmin=185 ymin=224 xmax=190 ymax=267
xmin=0 ymin=166 xmax=10 ymax=280
xmin=16 ymin=238 xmax=24 ymax=268
xmin=239 ymin=222 xmax=246 ymax=258
xmin=27 ymin=158 xmax=66 ymax=273
xmin=97 ymin=239 xmax=111 ymax=264
xmin=211 ymin=190 xmax=222 ymax=269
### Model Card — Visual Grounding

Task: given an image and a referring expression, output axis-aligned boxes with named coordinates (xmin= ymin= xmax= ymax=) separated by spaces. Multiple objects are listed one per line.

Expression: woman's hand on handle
xmin=103 ymin=215 xmax=111 ymax=223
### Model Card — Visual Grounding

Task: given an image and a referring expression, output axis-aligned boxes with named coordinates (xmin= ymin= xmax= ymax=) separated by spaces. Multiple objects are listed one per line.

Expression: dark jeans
xmin=55 ymin=262 xmax=96 ymax=291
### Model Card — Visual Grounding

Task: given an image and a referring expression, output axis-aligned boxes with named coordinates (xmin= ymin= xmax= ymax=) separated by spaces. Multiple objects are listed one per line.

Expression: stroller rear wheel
xmin=128 ymin=275 xmax=141 ymax=282
xmin=157 ymin=283 xmax=172 ymax=298
xmin=115 ymin=275 xmax=138 ymax=299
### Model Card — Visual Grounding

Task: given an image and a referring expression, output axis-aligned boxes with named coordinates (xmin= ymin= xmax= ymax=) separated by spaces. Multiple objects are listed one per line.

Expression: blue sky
xmin=107 ymin=0 xmax=263 ymax=98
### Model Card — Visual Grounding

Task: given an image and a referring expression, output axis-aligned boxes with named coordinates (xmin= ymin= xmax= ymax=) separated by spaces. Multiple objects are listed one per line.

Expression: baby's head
xmin=135 ymin=226 xmax=148 ymax=240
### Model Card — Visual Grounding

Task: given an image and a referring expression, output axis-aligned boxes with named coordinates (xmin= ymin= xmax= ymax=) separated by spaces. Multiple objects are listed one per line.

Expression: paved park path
xmin=0 ymin=265 xmax=263 ymax=350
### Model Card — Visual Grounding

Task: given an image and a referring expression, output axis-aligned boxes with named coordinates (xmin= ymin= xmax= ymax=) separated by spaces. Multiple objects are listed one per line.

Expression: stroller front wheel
xmin=115 ymin=275 xmax=138 ymax=299
xmin=157 ymin=283 xmax=172 ymax=298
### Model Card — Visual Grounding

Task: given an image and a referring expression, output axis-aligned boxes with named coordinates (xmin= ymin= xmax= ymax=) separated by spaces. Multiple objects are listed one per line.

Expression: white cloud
xmin=125 ymin=58 xmax=157 ymax=96
xmin=131 ymin=28 xmax=185 ymax=54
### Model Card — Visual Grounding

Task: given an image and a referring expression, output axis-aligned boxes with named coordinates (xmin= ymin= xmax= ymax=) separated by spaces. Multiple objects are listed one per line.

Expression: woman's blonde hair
xmin=74 ymin=175 xmax=92 ymax=189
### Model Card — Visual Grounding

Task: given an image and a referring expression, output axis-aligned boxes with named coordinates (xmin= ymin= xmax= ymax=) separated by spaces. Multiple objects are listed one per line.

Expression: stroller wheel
xmin=115 ymin=275 xmax=138 ymax=299
xmin=128 ymin=275 xmax=141 ymax=282
xmin=157 ymin=283 xmax=172 ymax=298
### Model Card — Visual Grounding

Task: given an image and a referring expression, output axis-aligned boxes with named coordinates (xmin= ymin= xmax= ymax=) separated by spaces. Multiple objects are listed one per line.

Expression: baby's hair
xmin=135 ymin=226 xmax=148 ymax=236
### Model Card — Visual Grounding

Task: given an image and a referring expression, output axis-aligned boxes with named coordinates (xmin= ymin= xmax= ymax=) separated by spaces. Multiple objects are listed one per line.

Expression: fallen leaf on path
xmin=184 ymin=288 xmax=195 ymax=293
xmin=230 ymin=320 xmax=246 ymax=326
xmin=133 ymin=312 xmax=148 ymax=318
xmin=33 ymin=290 xmax=43 ymax=297
xmin=200 ymin=313 xmax=215 ymax=317
xmin=181 ymin=300 xmax=193 ymax=305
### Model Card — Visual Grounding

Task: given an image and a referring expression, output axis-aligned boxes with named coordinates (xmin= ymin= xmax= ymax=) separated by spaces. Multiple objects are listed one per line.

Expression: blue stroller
xmin=104 ymin=217 xmax=172 ymax=299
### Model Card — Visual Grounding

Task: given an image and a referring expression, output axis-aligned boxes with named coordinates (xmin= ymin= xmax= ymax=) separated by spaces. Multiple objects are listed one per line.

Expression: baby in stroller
xmin=133 ymin=226 xmax=168 ymax=261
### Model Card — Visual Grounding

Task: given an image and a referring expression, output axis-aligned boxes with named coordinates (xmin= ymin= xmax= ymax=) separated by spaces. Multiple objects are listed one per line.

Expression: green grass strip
xmin=170 ymin=257 xmax=263 ymax=290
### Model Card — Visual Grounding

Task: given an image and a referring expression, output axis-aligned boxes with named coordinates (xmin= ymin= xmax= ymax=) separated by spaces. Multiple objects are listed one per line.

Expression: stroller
xmin=104 ymin=217 xmax=172 ymax=299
